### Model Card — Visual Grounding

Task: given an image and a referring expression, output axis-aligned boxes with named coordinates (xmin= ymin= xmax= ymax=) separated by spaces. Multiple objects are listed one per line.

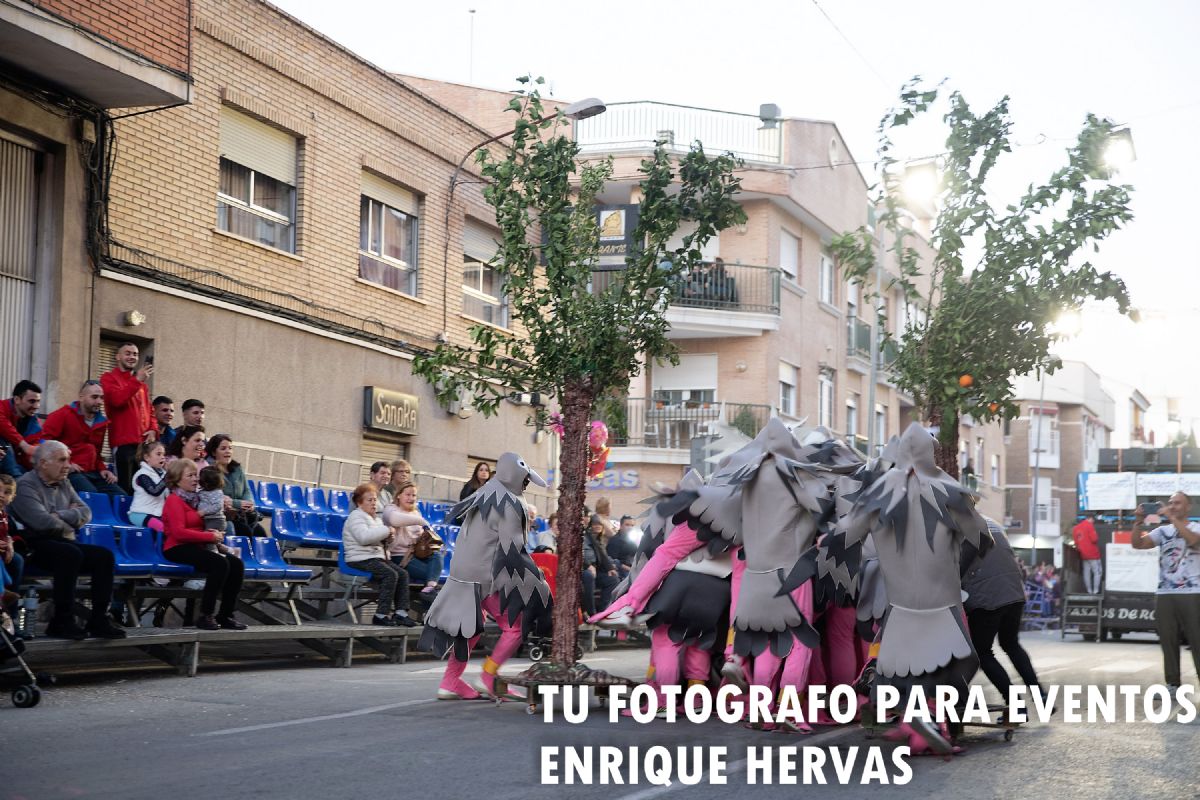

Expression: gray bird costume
xmin=419 ymin=452 xmax=551 ymax=661
xmin=676 ymin=418 xmax=829 ymax=658
xmin=840 ymin=423 xmax=991 ymax=698
xmin=613 ymin=469 xmax=708 ymax=598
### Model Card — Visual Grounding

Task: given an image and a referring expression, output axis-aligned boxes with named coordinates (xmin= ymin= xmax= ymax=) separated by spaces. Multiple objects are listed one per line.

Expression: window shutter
xmin=463 ymin=219 xmax=500 ymax=263
xmin=220 ymin=107 xmax=297 ymax=185
xmin=361 ymin=171 xmax=417 ymax=216
xmin=654 ymin=354 xmax=718 ymax=391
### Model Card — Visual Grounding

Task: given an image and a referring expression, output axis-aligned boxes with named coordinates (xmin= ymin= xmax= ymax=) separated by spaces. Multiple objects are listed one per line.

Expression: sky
xmin=272 ymin=0 xmax=1200 ymax=425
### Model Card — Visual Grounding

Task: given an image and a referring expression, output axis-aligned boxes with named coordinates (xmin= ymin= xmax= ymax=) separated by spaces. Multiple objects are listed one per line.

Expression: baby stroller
xmin=0 ymin=612 xmax=42 ymax=708
xmin=524 ymin=553 xmax=583 ymax=662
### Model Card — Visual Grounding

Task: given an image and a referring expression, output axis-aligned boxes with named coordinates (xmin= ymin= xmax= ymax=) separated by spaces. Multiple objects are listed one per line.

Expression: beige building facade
xmin=4 ymin=0 xmax=560 ymax=507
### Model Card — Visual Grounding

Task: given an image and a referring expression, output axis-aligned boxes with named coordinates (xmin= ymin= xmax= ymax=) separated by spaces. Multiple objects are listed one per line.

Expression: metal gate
xmin=0 ymin=135 xmax=40 ymax=395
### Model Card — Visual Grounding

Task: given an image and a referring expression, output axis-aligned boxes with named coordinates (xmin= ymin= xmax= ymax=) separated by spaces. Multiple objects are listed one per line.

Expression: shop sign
xmin=363 ymin=386 xmax=419 ymax=436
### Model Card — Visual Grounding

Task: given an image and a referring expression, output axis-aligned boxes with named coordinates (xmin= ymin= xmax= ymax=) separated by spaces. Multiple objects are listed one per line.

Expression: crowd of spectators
xmin=0 ymin=342 xmax=252 ymax=639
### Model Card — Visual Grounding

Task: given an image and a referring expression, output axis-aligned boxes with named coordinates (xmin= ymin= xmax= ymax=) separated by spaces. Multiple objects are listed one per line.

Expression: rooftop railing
xmin=595 ymin=397 xmax=773 ymax=449
xmin=590 ymin=260 xmax=781 ymax=315
xmin=575 ymin=101 xmax=783 ymax=164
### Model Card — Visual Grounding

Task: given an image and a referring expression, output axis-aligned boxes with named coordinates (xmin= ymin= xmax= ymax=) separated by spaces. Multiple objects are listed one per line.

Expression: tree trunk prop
xmin=550 ymin=379 xmax=592 ymax=667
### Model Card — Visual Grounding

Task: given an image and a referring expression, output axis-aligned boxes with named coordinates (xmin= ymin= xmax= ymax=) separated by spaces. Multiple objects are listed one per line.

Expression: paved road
xmin=3 ymin=631 xmax=1197 ymax=800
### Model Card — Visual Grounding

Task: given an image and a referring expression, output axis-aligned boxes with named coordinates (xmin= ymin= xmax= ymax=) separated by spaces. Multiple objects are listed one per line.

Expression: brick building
xmin=0 ymin=0 xmax=190 ymax=399
xmin=1005 ymin=360 xmax=1115 ymax=563
xmin=4 ymin=0 xmax=560 ymax=505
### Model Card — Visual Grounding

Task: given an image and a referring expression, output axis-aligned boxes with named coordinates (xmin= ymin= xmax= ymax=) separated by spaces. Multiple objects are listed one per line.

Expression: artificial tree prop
xmin=831 ymin=80 xmax=1133 ymax=475
xmin=413 ymin=78 xmax=745 ymax=673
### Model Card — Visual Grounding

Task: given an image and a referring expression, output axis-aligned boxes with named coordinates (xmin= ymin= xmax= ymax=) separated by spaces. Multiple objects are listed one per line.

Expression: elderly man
xmin=1132 ymin=492 xmax=1200 ymax=694
xmin=10 ymin=441 xmax=126 ymax=639
xmin=41 ymin=380 xmax=125 ymax=497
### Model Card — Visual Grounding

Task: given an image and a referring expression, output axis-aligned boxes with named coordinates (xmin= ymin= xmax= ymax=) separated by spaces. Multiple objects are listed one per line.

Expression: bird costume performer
xmin=419 ymin=452 xmax=551 ymax=700
xmin=838 ymin=423 xmax=992 ymax=753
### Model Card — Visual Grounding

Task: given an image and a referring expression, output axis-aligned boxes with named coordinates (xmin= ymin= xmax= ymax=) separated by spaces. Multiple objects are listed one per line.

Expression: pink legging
xmin=440 ymin=592 xmax=523 ymax=686
xmin=748 ymin=580 xmax=815 ymax=706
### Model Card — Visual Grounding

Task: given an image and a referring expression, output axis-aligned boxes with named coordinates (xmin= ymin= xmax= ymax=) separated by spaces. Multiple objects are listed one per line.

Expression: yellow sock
xmin=868 ymin=641 xmax=881 ymax=659
xmin=646 ymin=664 xmax=656 ymax=680
xmin=483 ymin=657 xmax=500 ymax=676
xmin=687 ymin=679 xmax=705 ymax=688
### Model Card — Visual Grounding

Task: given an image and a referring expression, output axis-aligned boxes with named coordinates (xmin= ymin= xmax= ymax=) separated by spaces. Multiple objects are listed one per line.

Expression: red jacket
xmin=161 ymin=493 xmax=218 ymax=550
xmin=0 ymin=398 xmax=43 ymax=469
xmin=41 ymin=403 xmax=109 ymax=474
xmin=1072 ymin=518 xmax=1101 ymax=560
xmin=99 ymin=367 xmax=155 ymax=448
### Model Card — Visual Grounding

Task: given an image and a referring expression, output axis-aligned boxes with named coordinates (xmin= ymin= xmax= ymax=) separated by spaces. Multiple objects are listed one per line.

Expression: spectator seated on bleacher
xmin=9 ymin=441 xmax=126 ymax=640
xmin=206 ymin=434 xmax=262 ymax=536
xmin=0 ymin=380 xmax=44 ymax=477
xmin=41 ymin=380 xmax=126 ymax=497
xmin=532 ymin=511 xmax=557 ymax=553
xmin=368 ymin=461 xmax=391 ymax=495
xmin=0 ymin=473 xmax=23 ymax=625
xmin=160 ymin=458 xmax=247 ymax=631
xmin=167 ymin=425 xmax=207 ymax=464
xmin=345 ymin=483 xmax=419 ymax=627
xmin=129 ymin=441 xmax=168 ymax=528
xmin=384 ymin=482 xmax=443 ymax=599
xmin=379 ymin=459 xmax=412 ymax=507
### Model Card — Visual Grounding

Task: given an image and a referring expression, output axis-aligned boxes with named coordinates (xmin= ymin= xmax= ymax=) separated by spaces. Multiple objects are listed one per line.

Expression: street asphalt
xmin=2 ymin=630 xmax=1197 ymax=800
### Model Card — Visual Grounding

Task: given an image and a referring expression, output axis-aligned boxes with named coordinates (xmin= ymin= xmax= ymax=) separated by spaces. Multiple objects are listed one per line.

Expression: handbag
xmin=411 ymin=525 xmax=443 ymax=560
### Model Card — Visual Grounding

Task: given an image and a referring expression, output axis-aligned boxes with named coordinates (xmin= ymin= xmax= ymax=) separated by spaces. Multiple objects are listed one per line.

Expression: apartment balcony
xmin=0 ymin=0 xmax=191 ymax=107
xmin=1033 ymin=498 xmax=1061 ymax=538
xmin=595 ymin=397 xmax=773 ymax=451
xmin=846 ymin=317 xmax=900 ymax=376
xmin=575 ymin=101 xmax=782 ymax=164
xmin=591 ymin=261 xmax=781 ymax=339
xmin=1029 ymin=429 xmax=1061 ymax=470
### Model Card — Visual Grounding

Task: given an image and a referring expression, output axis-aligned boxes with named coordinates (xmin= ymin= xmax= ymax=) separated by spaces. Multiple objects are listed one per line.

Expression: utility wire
xmin=809 ymin=0 xmax=893 ymax=90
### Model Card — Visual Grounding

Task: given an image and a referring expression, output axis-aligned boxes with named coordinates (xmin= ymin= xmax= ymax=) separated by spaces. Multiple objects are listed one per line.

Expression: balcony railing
xmin=595 ymin=397 xmax=773 ymax=449
xmin=590 ymin=261 xmax=781 ymax=315
xmin=847 ymin=317 xmax=900 ymax=368
xmin=575 ymin=101 xmax=783 ymax=164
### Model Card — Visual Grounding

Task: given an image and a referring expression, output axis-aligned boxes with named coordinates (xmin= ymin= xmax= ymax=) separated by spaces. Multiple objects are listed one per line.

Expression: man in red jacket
xmin=0 ymin=380 xmax=44 ymax=477
xmin=1071 ymin=512 xmax=1103 ymax=594
xmin=99 ymin=342 xmax=155 ymax=493
xmin=41 ymin=380 xmax=125 ymax=497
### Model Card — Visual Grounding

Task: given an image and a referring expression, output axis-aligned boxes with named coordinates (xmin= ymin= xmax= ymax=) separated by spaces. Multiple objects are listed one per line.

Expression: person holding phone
xmin=1131 ymin=492 xmax=1200 ymax=694
xmin=100 ymin=342 xmax=157 ymax=493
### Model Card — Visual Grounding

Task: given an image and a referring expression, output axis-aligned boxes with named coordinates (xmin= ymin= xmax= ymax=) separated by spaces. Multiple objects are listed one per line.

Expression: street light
xmin=437 ymin=97 xmax=606 ymax=335
xmin=1104 ymin=128 xmax=1136 ymax=173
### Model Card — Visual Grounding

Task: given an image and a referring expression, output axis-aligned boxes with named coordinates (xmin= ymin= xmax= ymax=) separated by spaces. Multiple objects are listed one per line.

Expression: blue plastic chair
xmin=338 ymin=543 xmax=372 ymax=580
xmin=248 ymin=479 xmax=258 ymax=499
xmin=271 ymin=509 xmax=305 ymax=543
xmin=440 ymin=549 xmax=452 ymax=580
xmin=252 ymin=537 xmax=313 ymax=581
xmin=80 ymin=492 xmax=139 ymax=534
xmin=428 ymin=503 xmax=449 ymax=525
xmin=306 ymin=487 xmax=333 ymax=515
xmin=300 ymin=512 xmax=338 ymax=547
xmin=440 ymin=524 xmax=460 ymax=544
xmin=282 ymin=485 xmax=310 ymax=513
xmin=224 ymin=535 xmax=263 ymax=579
xmin=328 ymin=490 xmax=351 ymax=515
xmin=79 ymin=525 xmax=154 ymax=576
xmin=322 ymin=514 xmax=347 ymax=547
xmin=256 ymin=482 xmax=288 ymax=513
xmin=113 ymin=494 xmax=135 ymax=525
xmin=123 ymin=528 xmax=194 ymax=576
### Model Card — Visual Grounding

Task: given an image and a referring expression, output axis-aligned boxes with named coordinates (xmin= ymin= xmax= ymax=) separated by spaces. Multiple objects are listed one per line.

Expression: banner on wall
xmin=1077 ymin=472 xmax=1137 ymax=510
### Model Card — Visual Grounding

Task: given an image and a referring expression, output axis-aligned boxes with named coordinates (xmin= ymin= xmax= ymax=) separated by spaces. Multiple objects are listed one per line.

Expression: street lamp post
xmin=437 ymin=97 xmax=606 ymax=335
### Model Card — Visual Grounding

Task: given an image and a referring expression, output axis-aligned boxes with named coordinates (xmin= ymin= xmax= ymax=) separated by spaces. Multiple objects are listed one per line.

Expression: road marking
xmin=1089 ymin=660 xmax=1154 ymax=674
xmin=197 ymin=698 xmax=437 ymax=736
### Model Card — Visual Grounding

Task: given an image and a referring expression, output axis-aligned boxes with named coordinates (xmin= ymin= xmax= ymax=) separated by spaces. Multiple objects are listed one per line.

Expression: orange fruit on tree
xmin=959 ymin=374 xmax=974 ymax=388
xmin=988 ymin=402 xmax=999 ymax=413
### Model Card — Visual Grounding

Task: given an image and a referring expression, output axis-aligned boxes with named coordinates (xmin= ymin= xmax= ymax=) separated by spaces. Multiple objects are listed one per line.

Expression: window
xmin=653 ymin=354 xmax=718 ymax=407
xmin=359 ymin=172 xmax=420 ymax=296
xmin=818 ymin=372 xmax=834 ymax=429
xmin=990 ymin=454 xmax=1000 ymax=486
xmin=846 ymin=279 xmax=859 ymax=319
xmin=779 ymin=362 xmax=797 ymax=417
xmin=779 ymin=229 xmax=800 ymax=281
xmin=217 ymin=108 xmax=297 ymax=252
xmin=819 ymin=252 xmax=835 ymax=304
xmin=875 ymin=404 xmax=887 ymax=449
xmin=461 ymin=219 xmax=507 ymax=326
xmin=846 ymin=396 xmax=858 ymax=440
xmin=974 ymin=437 xmax=984 ymax=477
